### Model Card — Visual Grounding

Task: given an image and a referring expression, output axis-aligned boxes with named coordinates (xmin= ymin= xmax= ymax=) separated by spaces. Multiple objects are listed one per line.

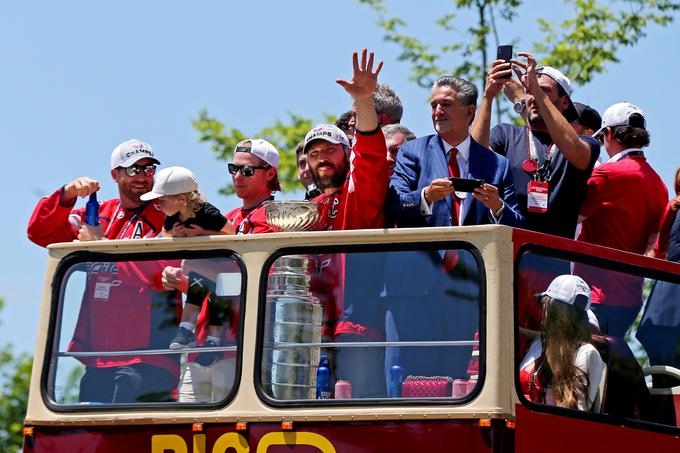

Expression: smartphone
xmin=449 ymin=177 xmax=485 ymax=193
xmin=497 ymin=45 xmax=513 ymax=78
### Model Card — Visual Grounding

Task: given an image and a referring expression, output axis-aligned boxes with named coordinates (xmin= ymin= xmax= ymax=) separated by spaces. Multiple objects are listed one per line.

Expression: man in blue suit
xmin=381 ymin=76 xmax=523 ymax=384
xmin=386 ymin=75 xmax=523 ymax=228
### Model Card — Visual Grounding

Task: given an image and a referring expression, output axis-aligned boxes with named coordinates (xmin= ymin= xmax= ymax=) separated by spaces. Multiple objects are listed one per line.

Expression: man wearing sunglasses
xmin=224 ymin=138 xmax=280 ymax=234
xmin=157 ymin=139 xmax=280 ymax=402
xmin=27 ymin=139 xmax=185 ymax=404
xmin=28 ymin=138 xmax=165 ymax=245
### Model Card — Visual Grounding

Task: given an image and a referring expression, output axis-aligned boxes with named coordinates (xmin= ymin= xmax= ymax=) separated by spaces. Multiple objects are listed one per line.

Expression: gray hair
xmin=382 ymin=123 xmax=416 ymax=141
xmin=433 ymin=76 xmax=478 ymax=106
xmin=373 ymin=84 xmax=403 ymax=124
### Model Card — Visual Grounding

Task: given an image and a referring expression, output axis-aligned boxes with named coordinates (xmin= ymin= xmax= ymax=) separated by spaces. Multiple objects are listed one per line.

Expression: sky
xmin=1 ymin=1 xmax=679 ymax=355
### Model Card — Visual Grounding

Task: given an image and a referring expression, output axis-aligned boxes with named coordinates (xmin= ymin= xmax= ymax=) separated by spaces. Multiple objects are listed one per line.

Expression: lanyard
xmin=525 ymin=128 xmax=556 ymax=182
xmin=104 ymin=202 xmax=149 ymax=239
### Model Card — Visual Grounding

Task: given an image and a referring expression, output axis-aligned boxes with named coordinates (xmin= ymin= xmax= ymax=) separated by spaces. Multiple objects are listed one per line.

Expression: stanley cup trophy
xmin=263 ymin=201 xmax=325 ymax=399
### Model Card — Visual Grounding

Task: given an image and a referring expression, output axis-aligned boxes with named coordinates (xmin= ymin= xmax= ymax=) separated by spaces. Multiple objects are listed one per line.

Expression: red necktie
xmin=443 ymin=147 xmax=461 ymax=272
xmin=448 ymin=148 xmax=461 ymax=225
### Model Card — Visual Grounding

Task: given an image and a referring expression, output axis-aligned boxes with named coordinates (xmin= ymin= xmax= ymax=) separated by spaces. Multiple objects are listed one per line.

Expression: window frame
xmin=42 ymin=249 xmax=247 ymax=412
xmin=514 ymin=243 xmax=680 ymax=435
xmin=254 ymin=240 xmax=487 ymax=408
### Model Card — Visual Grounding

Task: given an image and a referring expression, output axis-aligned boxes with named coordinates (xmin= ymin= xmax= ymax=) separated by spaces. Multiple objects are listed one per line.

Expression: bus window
xmin=47 ymin=254 xmax=243 ymax=408
xmin=258 ymin=245 xmax=483 ymax=403
xmin=517 ymin=249 xmax=680 ymax=428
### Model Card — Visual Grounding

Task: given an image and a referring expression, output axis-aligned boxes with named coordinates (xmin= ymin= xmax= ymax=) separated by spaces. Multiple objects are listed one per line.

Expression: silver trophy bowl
xmin=265 ymin=201 xmax=325 ymax=232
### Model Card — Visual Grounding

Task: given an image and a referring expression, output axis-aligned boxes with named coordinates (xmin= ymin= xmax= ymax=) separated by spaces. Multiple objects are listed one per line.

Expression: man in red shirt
xmin=28 ymin=139 xmax=164 ymax=244
xmin=224 ymin=138 xmax=281 ymax=234
xmin=302 ymin=49 xmax=389 ymax=397
xmin=27 ymin=139 xmax=182 ymax=403
xmin=304 ymin=49 xmax=389 ymax=232
xmin=576 ymin=103 xmax=668 ymax=336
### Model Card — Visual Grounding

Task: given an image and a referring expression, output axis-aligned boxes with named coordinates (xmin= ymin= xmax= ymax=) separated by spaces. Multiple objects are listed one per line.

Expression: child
xmin=140 ymin=166 xmax=233 ymax=355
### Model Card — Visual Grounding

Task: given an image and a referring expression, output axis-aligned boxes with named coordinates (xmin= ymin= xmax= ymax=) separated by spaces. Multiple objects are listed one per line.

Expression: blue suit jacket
xmin=386 ymin=134 xmax=524 ymax=228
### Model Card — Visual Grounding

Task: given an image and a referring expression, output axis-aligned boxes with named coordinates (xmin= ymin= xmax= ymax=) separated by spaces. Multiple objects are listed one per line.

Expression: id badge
xmin=93 ymin=274 xmax=112 ymax=300
xmin=527 ymin=180 xmax=549 ymax=213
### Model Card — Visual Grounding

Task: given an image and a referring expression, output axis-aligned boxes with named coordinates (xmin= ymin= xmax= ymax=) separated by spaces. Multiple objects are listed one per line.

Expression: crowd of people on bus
xmin=26 ymin=47 xmax=680 ymax=413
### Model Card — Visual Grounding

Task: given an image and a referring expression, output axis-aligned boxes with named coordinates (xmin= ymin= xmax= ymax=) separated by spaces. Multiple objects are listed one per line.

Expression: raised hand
xmin=336 ymin=48 xmax=384 ymax=102
xmin=503 ymin=77 xmax=526 ymax=104
xmin=483 ymin=59 xmax=513 ymax=99
xmin=511 ymin=52 xmax=540 ymax=96
xmin=61 ymin=177 xmax=100 ymax=205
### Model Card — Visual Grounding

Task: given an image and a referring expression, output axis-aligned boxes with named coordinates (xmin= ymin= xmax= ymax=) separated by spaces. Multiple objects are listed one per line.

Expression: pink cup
xmin=335 ymin=380 xmax=352 ymax=399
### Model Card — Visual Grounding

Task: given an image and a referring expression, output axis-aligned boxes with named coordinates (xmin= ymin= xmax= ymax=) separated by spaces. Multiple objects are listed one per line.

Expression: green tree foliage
xmin=358 ymin=0 xmax=678 ymax=123
xmin=192 ymin=110 xmax=335 ymax=195
xmin=0 ymin=298 xmax=32 ymax=453
xmin=537 ymin=0 xmax=680 ymax=84
xmin=359 ymin=0 xmax=678 ymax=87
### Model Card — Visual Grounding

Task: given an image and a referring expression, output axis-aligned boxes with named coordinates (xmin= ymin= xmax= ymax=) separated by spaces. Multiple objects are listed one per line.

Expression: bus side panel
xmin=515 ymin=404 xmax=680 ymax=451
xmin=23 ymin=419 xmax=511 ymax=452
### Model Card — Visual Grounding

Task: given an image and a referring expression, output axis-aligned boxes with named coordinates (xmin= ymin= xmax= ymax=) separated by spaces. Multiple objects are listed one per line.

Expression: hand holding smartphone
xmin=497 ymin=45 xmax=513 ymax=79
xmin=449 ymin=177 xmax=485 ymax=193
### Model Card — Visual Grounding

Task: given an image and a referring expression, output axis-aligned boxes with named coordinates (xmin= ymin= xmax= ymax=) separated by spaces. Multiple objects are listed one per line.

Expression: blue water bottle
xmin=388 ymin=350 xmax=404 ymax=398
xmin=316 ymin=354 xmax=331 ymax=399
xmin=85 ymin=193 xmax=99 ymax=226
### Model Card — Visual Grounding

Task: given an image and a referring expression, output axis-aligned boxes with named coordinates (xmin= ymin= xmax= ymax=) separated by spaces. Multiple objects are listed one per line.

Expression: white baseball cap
xmin=234 ymin=139 xmax=280 ymax=169
xmin=539 ymin=274 xmax=591 ymax=311
xmin=593 ymin=102 xmax=646 ymax=139
xmin=140 ymin=166 xmax=198 ymax=201
xmin=303 ymin=124 xmax=350 ymax=154
xmin=110 ymin=139 xmax=160 ymax=169
xmin=536 ymin=66 xmax=579 ymax=122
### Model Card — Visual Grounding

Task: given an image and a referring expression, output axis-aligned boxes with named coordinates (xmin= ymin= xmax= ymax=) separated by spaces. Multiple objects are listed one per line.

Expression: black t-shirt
xmin=490 ymin=124 xmax=600 ymax=238
xmin=164 ymin=201 xmax=227 ymax=232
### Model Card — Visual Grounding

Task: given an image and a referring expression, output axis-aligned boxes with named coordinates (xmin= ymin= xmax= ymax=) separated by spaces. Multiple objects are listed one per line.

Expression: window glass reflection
xmin=517 ymin=250 xmax=680 ymax=427
xmin=260 ymin=246 xmax=482 ymax=402
xmin=49 ymin=256 xmax=242 ymax=407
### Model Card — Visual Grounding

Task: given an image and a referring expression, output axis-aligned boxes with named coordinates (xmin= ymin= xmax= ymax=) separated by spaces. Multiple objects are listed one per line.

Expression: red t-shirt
xmin=225 ymin=201 xmax=275 ymax=235
xmin=576 ymin=153 xmax=668 ymax=307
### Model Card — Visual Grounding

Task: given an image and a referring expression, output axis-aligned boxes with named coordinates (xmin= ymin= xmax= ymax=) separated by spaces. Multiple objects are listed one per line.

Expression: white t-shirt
xmin=519 ymin=339 xmax=605 ymax=411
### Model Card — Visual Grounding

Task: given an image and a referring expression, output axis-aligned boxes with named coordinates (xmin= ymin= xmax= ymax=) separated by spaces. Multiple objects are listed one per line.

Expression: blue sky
xmin=1 ymin=1 xmax=679 ymax=355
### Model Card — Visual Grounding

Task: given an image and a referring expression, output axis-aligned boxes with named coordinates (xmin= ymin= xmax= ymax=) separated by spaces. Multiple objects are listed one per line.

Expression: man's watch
xmin=513 ymin=99 xmax=526 ymax=114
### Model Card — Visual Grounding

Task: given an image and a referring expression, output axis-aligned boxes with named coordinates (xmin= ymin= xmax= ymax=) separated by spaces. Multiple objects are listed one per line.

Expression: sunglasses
xmin=228 ymin=163 xmax=269 ymax=177
xmin=595 ymin=128 xmax=608 ymax=144
xmin=124 ymin=164 xmax=156 ymax=177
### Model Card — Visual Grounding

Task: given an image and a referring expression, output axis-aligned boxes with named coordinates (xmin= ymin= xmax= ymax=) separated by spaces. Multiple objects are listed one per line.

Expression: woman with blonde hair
xmin=519 ymin=275 xmax=605 ymax=410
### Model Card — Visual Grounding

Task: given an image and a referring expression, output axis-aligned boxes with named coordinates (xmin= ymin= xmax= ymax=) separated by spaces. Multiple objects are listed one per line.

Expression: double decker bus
xmin=22 ymin=225 xmax=680 ymax=452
